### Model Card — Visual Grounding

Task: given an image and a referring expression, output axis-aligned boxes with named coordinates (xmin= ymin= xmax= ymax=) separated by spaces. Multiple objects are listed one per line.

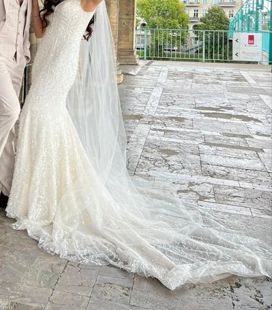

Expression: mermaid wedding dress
xmin=6 ymin=0 xmax=272 ymax=290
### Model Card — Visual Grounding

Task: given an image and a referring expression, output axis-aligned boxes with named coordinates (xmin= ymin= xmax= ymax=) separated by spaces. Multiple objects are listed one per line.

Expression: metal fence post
xmin=202 ymin=30 xmax=206 ymax=62
xmin=269 ymin=5 xmax=272 ymax=64
xmin=144 ymin=28 xmax=147 ymax=60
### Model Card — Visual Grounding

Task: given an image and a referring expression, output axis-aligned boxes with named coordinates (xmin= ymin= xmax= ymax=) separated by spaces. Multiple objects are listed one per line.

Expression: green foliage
xmin=193 ymin=6 xmax=230 ymax=60
xmin=201 ymin=30 xmax=232 ymax=60
xmin=137 ymin=0 xmax=189 ymax=29
xmin=196 ymin=6 xmax=230 ymax=30
xmin=137 ymin=0 xmax=189 ymax=59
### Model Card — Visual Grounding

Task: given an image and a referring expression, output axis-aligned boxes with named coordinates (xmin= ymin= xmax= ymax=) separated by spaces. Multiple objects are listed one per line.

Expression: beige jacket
xmin=0 ymin=0 xmax=32 ymax=62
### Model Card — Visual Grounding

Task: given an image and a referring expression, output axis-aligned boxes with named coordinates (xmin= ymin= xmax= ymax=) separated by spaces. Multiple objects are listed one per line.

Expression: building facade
xmin=183 ymin=0 xmax=242 ymax=30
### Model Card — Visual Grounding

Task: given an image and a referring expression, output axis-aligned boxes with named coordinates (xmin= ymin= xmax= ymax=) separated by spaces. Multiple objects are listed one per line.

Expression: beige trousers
xmin=0 ymin=55 xmax=25 ymax=196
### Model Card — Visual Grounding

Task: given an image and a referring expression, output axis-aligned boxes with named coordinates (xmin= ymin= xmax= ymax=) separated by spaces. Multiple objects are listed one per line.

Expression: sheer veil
xmin=67 ymin=1 xmax=127 ymax=185
xmin=65 ymin=1 xmax=272 ymax=290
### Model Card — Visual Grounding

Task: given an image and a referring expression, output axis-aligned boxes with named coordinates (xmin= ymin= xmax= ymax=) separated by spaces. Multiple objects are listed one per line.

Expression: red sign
xmin=248 ymin=35 xmax=255 ymax=45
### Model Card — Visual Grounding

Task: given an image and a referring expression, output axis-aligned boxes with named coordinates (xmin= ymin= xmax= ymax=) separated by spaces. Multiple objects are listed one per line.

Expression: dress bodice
xmin=29 ymin=0 xmax=94 ymax=102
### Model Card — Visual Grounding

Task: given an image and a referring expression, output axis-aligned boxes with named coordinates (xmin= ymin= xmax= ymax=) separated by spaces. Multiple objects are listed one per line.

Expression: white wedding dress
xmin=6 ymin=0 xmax=272 ymax=290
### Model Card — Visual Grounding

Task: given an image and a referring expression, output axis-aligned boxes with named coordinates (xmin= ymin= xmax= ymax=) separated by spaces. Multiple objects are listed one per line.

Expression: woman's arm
xmin=32 ymin=0 xmax=45 ymax=38
xmin=80 ymin=0 xmax=102 ymax=12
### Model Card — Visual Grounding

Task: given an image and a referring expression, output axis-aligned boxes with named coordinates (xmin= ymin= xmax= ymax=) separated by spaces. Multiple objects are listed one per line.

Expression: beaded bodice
xmin=28 ymin=0 xmax=94 ymax=103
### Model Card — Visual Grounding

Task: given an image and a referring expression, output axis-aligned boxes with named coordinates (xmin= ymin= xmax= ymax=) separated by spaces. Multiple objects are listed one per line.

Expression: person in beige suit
xmin=0 ymin=0 xmax=32 ymax=207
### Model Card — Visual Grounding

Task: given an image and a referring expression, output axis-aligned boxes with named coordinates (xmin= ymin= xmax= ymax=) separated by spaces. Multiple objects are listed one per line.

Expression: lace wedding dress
xmin=6 ymin=0 xmax=272 ymax=290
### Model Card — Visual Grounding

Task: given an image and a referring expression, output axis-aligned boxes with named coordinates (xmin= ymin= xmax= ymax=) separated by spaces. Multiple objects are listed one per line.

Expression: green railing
xmin=136 ymin=29 xmax=233 ymax=62
xmin=228 ymin=0 xmax=271 ymax=36
xmin=228 ymin=0 xmax=272 ymax=63
xmin=262 ymin=31 xmax=272 ymax=55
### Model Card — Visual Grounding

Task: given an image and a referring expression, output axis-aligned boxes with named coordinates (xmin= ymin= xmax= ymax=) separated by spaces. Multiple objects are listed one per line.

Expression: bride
xmin=6 ymin=0 xmax=272 ymax=290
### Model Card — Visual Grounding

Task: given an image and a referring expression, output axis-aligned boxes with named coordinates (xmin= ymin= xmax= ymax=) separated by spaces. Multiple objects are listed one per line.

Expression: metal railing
xmin=228 ymin=0 xmax=271 ymax=36
xmin=217 ymin=1 xmax=236 ymax=6
xmin=228 ymin=0 xmax=272 ymax=63
xmin=184 ymin=1 xmax=200 ymax=5
xmin=136 ymin=29 xmax=233 ymax=62
xmin=190 ymin=17 xmax=200 ymax=21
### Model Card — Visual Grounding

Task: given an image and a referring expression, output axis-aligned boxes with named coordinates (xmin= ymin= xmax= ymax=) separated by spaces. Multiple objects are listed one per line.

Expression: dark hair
xmin=40 ymin=0 xmax=95 ymax=40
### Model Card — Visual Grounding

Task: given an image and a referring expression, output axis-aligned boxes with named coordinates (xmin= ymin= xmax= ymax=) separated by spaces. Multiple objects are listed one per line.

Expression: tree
xmin=137 ymin=0 xmax=189 ymax=29
xmin=195 ymin=6 xmax=230 ymax=61
xmin=196 ymin=6 xmax=230 ymax=31
xmin=137 ymin=0 xmax=189 ymax=59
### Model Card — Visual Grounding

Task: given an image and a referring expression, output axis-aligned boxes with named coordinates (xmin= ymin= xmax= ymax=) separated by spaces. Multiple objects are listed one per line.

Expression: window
xmin=202 ymin=9 xmax=207 ymax=16
xmin=228 ymin=9 xmax=234 ymax=18
xmin=193 ymin=9 xmax=199 ymax=18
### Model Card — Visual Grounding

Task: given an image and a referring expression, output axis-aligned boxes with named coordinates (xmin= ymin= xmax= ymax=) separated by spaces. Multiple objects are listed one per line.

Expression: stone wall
xmin=117 ymin=0 xmax=138 ymax=65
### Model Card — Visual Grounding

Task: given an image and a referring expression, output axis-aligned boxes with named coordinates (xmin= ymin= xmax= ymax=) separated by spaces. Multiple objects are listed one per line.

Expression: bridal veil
xmin=64 ymin=1 xmax=271 ymax=290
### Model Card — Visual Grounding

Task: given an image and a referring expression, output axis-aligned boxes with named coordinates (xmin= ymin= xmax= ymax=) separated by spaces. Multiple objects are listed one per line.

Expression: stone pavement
xmin=1 ymin=61 xmax=272 ymax=310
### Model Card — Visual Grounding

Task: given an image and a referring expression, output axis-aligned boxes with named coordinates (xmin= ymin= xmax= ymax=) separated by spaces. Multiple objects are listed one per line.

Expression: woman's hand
xmin=80 ymin=0 xmax=102 ymax=12
xmin=32 ymin=0 xmax=45 ymax=38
